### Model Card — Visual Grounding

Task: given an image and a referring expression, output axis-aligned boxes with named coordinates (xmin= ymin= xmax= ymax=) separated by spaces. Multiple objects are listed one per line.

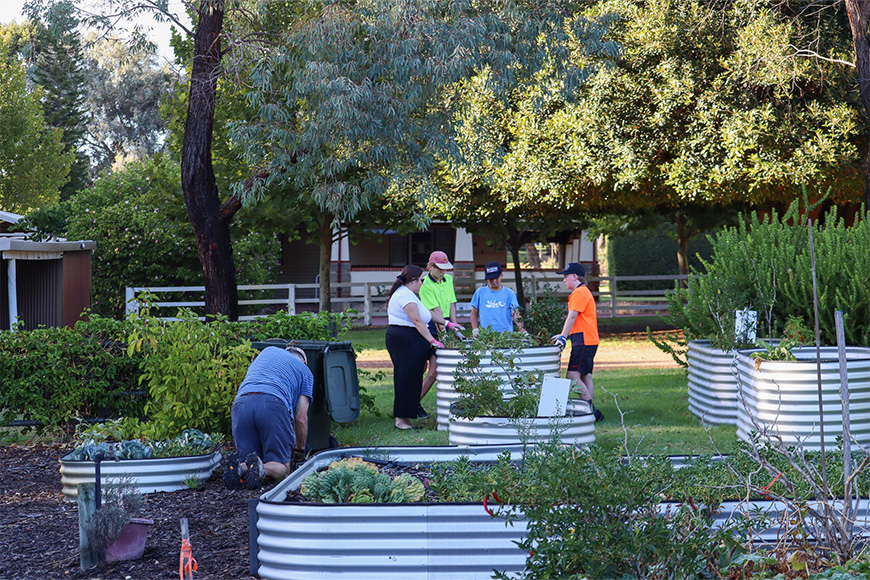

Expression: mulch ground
xmin=0 ymin=443 xmax=259 ymax=580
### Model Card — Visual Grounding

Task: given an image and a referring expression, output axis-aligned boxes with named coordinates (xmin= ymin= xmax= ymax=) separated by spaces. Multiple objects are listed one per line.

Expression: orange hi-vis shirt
xmin=568 ymin=284 xmax=599 ymax=345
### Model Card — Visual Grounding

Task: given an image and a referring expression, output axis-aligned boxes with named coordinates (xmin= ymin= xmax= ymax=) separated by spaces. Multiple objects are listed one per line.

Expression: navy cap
xmin=556 ymin=262 xmax=585 ymax=277
xmin=484 ymin=262 xmax=503 ymax=280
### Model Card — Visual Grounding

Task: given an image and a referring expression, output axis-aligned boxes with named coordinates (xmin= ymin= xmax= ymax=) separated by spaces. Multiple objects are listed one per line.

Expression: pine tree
xmin=28 ymin=3 xmax=90 ymax=199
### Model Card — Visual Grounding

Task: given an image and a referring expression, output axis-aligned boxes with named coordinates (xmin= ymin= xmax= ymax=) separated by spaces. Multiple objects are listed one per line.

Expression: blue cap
xmin=556 ymin=262 xmax=585 ymax=277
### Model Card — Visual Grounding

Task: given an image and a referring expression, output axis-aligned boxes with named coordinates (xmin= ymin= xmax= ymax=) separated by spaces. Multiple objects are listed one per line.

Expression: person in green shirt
xmin=418 ymin=250 xmax=461 ymax=419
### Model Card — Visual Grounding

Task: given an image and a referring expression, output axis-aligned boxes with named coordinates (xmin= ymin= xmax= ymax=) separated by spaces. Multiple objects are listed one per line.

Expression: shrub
xmin=0 ymin=309 xmax=364 ymax=437
xmin=0 ymin=315 xmax=145 ymax=433
xmin=128 ymin=309 xmax=256 ymax=440
xmin=241 ymin=309 xmax=357 ymax=342
xmin=653 ymin=199 xmax=870 ymax=362
xmin=449 ymin=329 xmax=544 ymax=419
xmin=519 ymin=284 xmax=565 ymax=345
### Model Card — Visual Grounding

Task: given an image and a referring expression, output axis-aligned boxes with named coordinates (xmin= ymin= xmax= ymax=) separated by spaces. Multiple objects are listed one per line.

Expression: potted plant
xmin=84 ymin=476 xmax=153 ymax=562
xmin=60 ymin=424 xmax=222 ymax=500
xmin=444 ymin=330 xmax=594 ymax=446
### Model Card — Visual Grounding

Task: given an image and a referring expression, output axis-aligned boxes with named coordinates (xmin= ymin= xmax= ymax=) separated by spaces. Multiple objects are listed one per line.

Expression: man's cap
xmin=556 ymin=262 xmax=586 ymax=277
xmin=484 ymin=262 xmax=503 ymax=280
xmin=428 ymin=251 xmax=453 ymax=270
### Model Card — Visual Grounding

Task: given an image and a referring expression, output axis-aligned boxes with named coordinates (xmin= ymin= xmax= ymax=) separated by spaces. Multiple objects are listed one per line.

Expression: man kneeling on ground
xmin=224 ymin=345 xmax=312 ymax=490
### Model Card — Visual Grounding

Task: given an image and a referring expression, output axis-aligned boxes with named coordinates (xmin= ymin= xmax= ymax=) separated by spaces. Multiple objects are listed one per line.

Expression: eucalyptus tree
xmin=230 ymin=0 xmax=616 ymax=309
xmin=82 ymin=35 xmax=177 ymax=173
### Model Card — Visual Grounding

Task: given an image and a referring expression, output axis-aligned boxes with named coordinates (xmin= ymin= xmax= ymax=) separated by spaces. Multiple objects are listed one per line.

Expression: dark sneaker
xmin=223 ymin=452 xmax=243 ymax=490
xmin=417 ymin=405 xmax=430 ymax=419
xmin=591 ymin=403 xmax=604 ymax=423
xmin=243 ymin=452 xmax=266 ymax=490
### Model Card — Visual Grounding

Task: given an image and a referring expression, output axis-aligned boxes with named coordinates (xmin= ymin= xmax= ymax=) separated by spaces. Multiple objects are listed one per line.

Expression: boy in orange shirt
xmin=551 ymin=262 xmax=603 ymax=422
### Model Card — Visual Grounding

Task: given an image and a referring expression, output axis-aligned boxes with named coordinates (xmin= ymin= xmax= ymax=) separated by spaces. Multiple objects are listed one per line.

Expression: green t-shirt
xmin=419 ymin=273 xmax=457 ymax=320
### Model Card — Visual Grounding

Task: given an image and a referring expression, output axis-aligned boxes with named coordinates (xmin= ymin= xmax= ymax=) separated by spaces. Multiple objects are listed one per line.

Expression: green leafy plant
xmin=68 ymin=428 xmax=221 ymax=460
xmin=519 ymin=284 xmax=565 ymax=346
xmin=128 ymin=309 xmax=256 ymax=439
xmin=448 ymin=329 xmax=545 ymax=419
xmin=183 ymin=473 xmax=204 ymax=489
xmin=750 ymin=337 xmax=800 ymax=365
xmin=299 ymin=458 xmax=425 ymax=503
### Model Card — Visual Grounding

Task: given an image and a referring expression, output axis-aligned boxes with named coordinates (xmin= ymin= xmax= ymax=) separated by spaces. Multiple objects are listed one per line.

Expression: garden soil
xmin=0 ymin=326 xmax=678 ymax=580
xmin=0 ymin=443 xmax=259 ymax=580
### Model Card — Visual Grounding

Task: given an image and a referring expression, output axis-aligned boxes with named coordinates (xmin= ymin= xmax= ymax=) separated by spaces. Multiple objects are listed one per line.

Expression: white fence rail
xmin=126 ymin=274 xmax=689 ymax=326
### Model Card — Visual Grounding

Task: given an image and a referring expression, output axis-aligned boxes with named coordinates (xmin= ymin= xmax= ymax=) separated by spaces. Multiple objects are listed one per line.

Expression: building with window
xmin=274 ymin=222 xmax=597 ymax=301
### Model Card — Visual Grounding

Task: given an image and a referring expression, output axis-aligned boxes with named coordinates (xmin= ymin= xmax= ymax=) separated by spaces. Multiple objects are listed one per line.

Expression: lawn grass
xmin=337 ymin=364 xmax=739 ymax=456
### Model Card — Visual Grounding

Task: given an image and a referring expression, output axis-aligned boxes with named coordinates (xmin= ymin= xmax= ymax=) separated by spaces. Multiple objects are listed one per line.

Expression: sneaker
xmin=223 ymin=452 xmax=243 ymax=490
xmin=591 ymin=403 xmax=604 ymax=423
xmin=417 ymin=405 xmax=430 ymax=419
xmin=243 ymin=452 xmax=266 ymax=490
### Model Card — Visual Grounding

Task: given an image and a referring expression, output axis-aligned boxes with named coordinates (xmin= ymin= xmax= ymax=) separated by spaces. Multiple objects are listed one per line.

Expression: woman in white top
xmin=385 ymin=265 xmax=463 ymax=429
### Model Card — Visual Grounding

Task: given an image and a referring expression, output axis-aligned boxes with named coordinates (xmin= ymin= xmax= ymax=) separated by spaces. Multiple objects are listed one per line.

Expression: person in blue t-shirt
xmin=470 ymin=262 xmax=526 ymax=335
xmin=224 ymin=345 xmax=313 ymax=490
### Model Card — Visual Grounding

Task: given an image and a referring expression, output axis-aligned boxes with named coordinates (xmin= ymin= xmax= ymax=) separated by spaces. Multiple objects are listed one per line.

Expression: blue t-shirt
xmin=471 ymin=286 xmax=520 ymax=332
xmin=235 ymin=347 xmax=314 ymax=419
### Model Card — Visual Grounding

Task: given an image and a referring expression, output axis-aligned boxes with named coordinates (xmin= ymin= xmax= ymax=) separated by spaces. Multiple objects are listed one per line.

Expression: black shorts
xmin=567 ymin=333 xmax=598 ymax=375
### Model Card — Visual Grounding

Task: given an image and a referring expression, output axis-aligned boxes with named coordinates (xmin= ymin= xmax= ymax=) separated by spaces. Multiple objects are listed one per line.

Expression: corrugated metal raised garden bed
xmin=434 ymin=345 xmax=561 ymax=431
xmin=252 ymin=446 xmax=870 ymax=580
xmin=735 ymin=346 xmax=870 ymax=451
xmin=60 ymin=450 xmax=221 ymax=501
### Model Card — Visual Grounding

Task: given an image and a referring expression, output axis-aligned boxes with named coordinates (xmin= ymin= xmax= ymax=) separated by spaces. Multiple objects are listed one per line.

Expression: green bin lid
xmin=322 ymin=349 xmax=361 ymax=423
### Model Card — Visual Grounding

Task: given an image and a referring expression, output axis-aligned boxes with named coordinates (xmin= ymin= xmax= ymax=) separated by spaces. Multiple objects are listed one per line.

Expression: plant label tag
xmin=735 ymin=309 xmax=757 ymax=343
xmin=537 ymin=377 xmax=572 ymax=417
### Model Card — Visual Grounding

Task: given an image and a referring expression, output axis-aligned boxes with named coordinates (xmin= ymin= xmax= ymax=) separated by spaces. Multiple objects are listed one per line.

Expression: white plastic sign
xmin=537 ymin=376 xmax=572 ymax=417
xmin=735 ymin=309 xmax=757 ymax=343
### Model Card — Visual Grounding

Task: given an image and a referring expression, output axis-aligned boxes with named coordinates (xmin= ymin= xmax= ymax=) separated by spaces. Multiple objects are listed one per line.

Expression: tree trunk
xmin=675 ymin=210 xmax=689 ymax=287
xmin=524 ymin=242 xmax=541 ymax=269
xmin=845 ymin=0 xmax=870 ymax=207
xmin=318 ymin=214 xmax=333 ymax=312
xmin=508 ymin=241 xmax=526 ymax=308
xmin=180 ymin=0 xmax=240 ymax=320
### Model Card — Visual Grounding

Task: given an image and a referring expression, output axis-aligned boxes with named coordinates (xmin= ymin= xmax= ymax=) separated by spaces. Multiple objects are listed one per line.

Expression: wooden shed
xmin=0 ymin=211 xmax=96 ymax=330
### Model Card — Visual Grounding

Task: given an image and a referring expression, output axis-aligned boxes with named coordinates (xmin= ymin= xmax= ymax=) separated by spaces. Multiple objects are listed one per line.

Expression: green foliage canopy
xmin=0 ymin=57 xmax=72 ymax=212
xmin=231 ymin=0 xmax=616 ymax=226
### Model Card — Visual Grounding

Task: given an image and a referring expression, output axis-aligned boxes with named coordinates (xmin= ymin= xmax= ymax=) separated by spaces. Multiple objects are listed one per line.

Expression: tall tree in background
xmin=844 ymin=0 xmax=870 ymax=206
xmin=232 ymin=0 xmax=616 ymax=309
xmin=505 ymin=0 xmax=861 ymax=275
xmin=25 ymin=1 xmax=91 ymax=198
xmin=83 ymin=35 xmax=176 ymax=173
xmin=0 ymin=57 xmax=72 ymax=211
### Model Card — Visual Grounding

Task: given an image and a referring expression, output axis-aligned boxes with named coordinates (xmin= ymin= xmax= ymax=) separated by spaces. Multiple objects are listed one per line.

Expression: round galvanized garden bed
xmin=59 ymin=451 xmax=221 ymax=501
xmin=734 ymin=346 xmax=870 ymax=451
xmin=434 ymin=345 xmax=562 ymax=431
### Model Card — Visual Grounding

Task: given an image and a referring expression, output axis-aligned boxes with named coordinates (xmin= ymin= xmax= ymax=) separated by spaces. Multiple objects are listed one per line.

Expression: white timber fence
xmin=126 ymin=274 xmax=689 ymax=326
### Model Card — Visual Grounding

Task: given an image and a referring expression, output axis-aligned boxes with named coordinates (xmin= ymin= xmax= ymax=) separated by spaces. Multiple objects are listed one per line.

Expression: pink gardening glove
xmin=430 ymin=339 xmax=445 ymax=349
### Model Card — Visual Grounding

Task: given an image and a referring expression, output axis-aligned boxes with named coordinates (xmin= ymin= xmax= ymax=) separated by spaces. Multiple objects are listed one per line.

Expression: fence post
xmin=287 ymin=284 xmax=296 ymax=315
xmin=125 ymin=287 xmax=137 ymax=317
xmin=609 ymin=276 xmax=616 ymax=318
xmin=364 ymin=282 xmax=372 ymax=326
